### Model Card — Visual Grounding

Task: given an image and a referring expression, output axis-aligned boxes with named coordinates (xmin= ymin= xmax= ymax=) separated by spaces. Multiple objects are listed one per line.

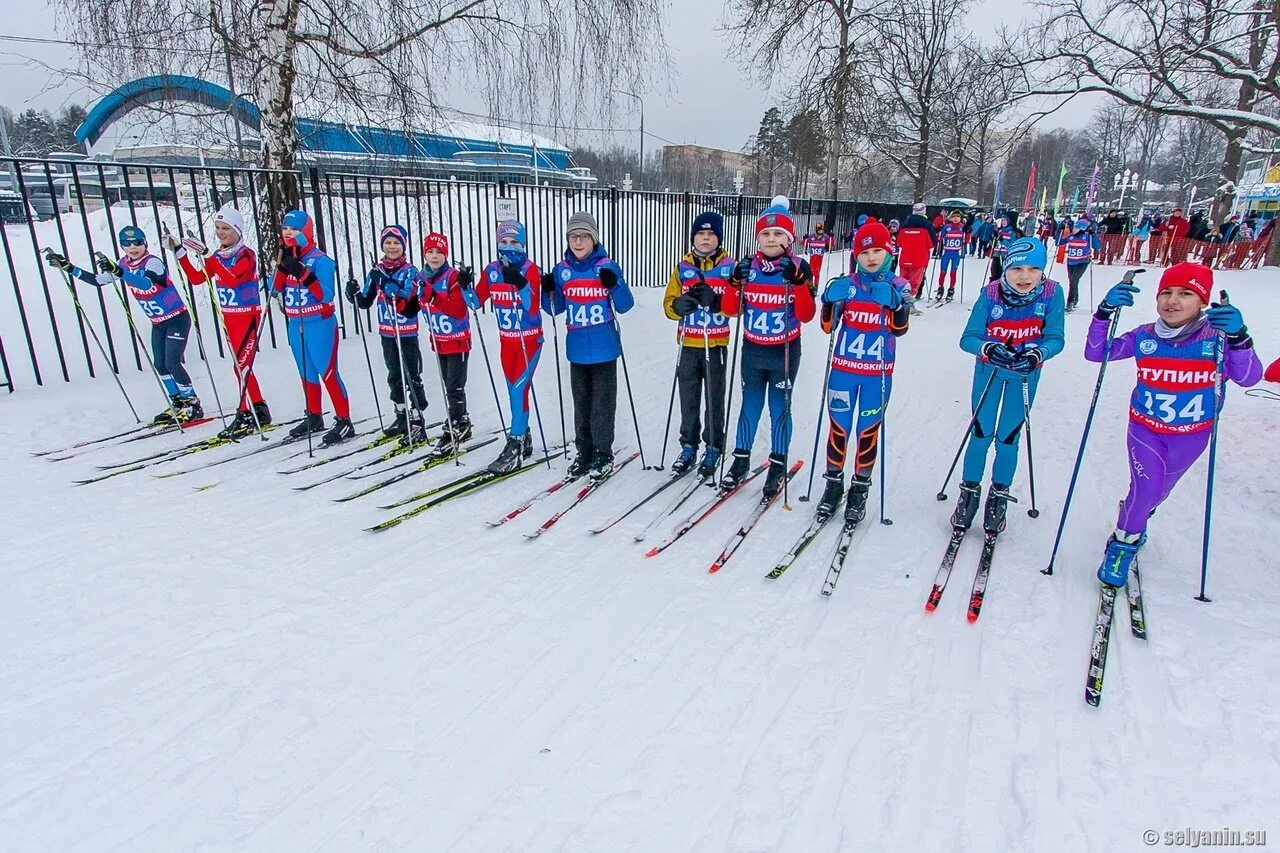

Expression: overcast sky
xmin=0 ymin=0 xmax=1092 ymax=152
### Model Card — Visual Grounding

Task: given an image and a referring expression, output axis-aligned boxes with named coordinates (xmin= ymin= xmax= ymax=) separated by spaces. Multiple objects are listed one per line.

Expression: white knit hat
xmin=213 ymin=203 xmax=245 ymax=237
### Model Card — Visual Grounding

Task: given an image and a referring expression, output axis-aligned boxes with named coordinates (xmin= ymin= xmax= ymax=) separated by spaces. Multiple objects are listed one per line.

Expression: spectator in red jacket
xmin=1166 ymin=208 xmax=1191 ymax=263
xmin=898 ymin=203 xmax=936 ymax=299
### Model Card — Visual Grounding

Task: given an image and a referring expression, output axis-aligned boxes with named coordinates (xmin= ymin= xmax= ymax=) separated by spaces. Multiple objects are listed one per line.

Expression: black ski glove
xmin=540 ymin=272 xmax=557 ymax=297
xmin=599 ymin=267 xmax=619 ymax=289
xmin=502 ymin=263 xmax=525 ymax=287
xmin=344 ymin=278 xmax=360 ymax=304
xmin=456 ymin=266 xmax=475 ymax=290
xmin=44 ymin=250 xmax=71 ymax=271
xmin=673 ymin=293 xmax=699 ymax=316
xmin=279 ymin=254 xmax=305 ymax=278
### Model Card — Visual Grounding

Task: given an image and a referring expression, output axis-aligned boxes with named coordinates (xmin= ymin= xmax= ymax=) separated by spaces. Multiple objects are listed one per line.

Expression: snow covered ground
xmin=2 ymin=254 xmax=1278 ymax=852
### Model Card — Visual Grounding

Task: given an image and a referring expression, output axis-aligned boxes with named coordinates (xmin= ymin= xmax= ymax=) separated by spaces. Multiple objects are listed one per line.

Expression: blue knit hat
xmin=379 ymin=224 xmax=408 ymax=250
xmin=690 ymin=210 xmax=723 ymax=244
xmin=1074 ymin=218 xmax=1089 ymax=231
xmin=1004 ymin=237 xmax=1047 ymax=271
xmin=118 ymin=225 xmax=146 ymax=246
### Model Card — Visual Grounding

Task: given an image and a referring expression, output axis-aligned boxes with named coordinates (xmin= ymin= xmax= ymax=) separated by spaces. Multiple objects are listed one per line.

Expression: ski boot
xmin=402 ymin=410 xmax=429 ymax=447
xmin=383 ymin=405 xmax=408 ymax=439
xmin=945 ymin=287 xmax=955 ymax=302
xmin=844 ymin=475 xmax=871 ymax=524
xmin=762 ymin=453 xmax=788 ymax=499
xmin=696 ymin=446 xmax=722 ymax=479
xmin=567 ymin=447 xmax=593 ymax=479
xmin=983 ymin=482 xmax=1015 ymax=535
xmin=289 ymin=411 xmax=325 ymax=439
xmin=589 ymin=448 xmax=615 ymax=481
xmin=521 ymin=430 xmax=533 ymax=459
xmin=719 ymin=450 xmax=751 ymax=493
xmin=218 ymin=408 xmax=255 ymax=440
xmin=252 ymin=400 xmax=272 ymax=427
xmin=174 ymin=395 xmax=203 ymax=423
xmin=151 ymin=402 xmax=177 ymax=426
xmin=815 ymin=472 xmax=845 ymax=523
xmin=950 ymin=480 xmax=982 ymax=529
xmin=1097 ymin=530 xmax=1146 ymax=587
xmin=671 ymin=444 xmax=697 ymax=475
xmin=321 ymin=416 xmax=355 ymax=446
xmin=933 ymin=287 xmax=945 ymax=302
xmin=487 ymin=432 xmax=525 ymax=474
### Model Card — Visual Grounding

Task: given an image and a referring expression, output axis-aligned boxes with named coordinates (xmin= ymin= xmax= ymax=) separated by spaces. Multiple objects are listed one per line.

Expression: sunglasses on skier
xmin=119 ymin=236 xmax=146 ymax=247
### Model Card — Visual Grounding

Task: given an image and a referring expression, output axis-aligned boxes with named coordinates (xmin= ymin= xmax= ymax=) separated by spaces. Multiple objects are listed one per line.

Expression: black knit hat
xmin=690 ymin=210 xmax=724 ymax=244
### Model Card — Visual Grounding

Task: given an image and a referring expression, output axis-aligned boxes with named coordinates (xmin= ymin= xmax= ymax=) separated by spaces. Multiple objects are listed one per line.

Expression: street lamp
xmin=613 ymin=89 xmax=644 ymax=191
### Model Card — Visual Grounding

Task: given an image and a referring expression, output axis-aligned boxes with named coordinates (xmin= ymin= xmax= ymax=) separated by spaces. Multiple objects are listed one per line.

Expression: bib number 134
xmin=1141 ymin=390 xmax=1207 ymax=424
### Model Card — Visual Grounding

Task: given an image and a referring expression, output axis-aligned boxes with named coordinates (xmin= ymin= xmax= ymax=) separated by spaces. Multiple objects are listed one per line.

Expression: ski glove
xmin=43 ymin=250 xmax=71 ymax=271
xmin=95 ymin=254 xmax=122 ymax=277
xmin=691 ymin=282 xmax=721 ymax=312
xmin=398 ymin=295 xmax=421 ymax=318
xmin=1099 ymin=281 xmax=1139 ymax=312
xmin=732 ymin=257 xmax=752 ymax=283
xmin=1205 ymin=304 xmax=1245 ymax=337
xmin=599 ymin=267 xmax=619 ymax=289
xmin=181 ymin=236 xmax=207 ymax=256
xmin=822 ymin=276 xmax=852 ymax=305
xmin=162 ymin=232 xmax=182 ymax=252
xmin=501 ymin=263 xmax=525 ymax=287
xmin=344 ymin=278 xmax=360 ymax=304
xmin=980 ymin=341 xmax=1019 ymax=368
xmin=1011 ymin=346 xmax=1043 ymax=373
xmin=279 ymin=254 xmax=305 ymax=278
xmin=867 ymin=280 xmax=903 ymax=310
xmin=456 ymin=266 xmax=475 ymax=290
xmin=462 ymin=286 xmax=481 ymax=311
xmin=673 ymin=293 xmax=699 ymax=317
xmin=540 ymin=272 xmax=557 ymax=298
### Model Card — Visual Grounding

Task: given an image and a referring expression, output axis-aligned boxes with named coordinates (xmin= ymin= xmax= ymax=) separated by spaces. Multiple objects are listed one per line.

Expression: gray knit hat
xmin=566 ymin=211 xmax=599 ymax=243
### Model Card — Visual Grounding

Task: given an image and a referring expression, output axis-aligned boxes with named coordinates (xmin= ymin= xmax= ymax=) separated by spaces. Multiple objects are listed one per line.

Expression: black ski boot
xmin=321 ymin=416 xmax=356 ymax=446
xmin=402 ymin=410 xmax=429 ymax=447
xmin=762 ymin=453 xmax=788 ymax=499
xmin=589 ymin=448 xmax=615 ymax=480
xmin=567 ymin=446 xmax=593 ymax=479
xmin=384 ymin=406 xmax=408 ymax=439
xmin=252 ymin=400 xmax=272 ymax=426
xmin=289 ymin=411 xmax=325 ymax=439
xmin=218 ymin=408 xmax=255 ymax=440
xmin=521 ymin=430 xmax=533 ymax=459
xmin=951 ymin=480 xmax=982 ymax=530
xmin=815 ymin=472 xmax=845 ymax=522
xmin=984 ymin=482 xmax=1015 ymax=535
xmin=174 ymin=395 xmax=203 ymax=423
xmin=719 ymin=449 xmax=751 ymax=493
xmin=151 ymin=401 xmax=177 ymax=426
xmin=487 ymin=433 xmax=525 ymax=474
xmin=844 ymin=475 xmax=871 ymax=524
xmin=945 ymin=287 xmax=955 ymax=302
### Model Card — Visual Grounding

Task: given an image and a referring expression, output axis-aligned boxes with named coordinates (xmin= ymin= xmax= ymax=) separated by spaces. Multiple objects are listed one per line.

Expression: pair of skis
xmin=643 ymin=461 xmax=770 ymax=556
xmin=332 ymin=435 xmax=502 ymax=502
xmin=706 ymin=461 xmax=804 ymax=573
xmin=1085 ymin=564 xmax=1147 ymax=706
xmin=766 ymin=505 xmax=863 ymax=597
xmin=35 ymin=416 xmax=218 ymax=461
xmin=923 ymin=525 xmax=1000 ymax=622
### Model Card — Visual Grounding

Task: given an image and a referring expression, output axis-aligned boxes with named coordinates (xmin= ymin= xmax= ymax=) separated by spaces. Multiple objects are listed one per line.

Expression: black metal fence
xmin=0 ymin=156 xmax=915 ymax=392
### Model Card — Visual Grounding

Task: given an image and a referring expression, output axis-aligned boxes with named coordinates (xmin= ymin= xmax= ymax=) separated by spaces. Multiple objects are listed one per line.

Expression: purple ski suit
xmin=1084 ymin=315 xmax=1262 ymax=536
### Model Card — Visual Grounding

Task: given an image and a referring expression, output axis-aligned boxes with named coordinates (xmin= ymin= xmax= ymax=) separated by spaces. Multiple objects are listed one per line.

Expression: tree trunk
xmin=257 ymin=0 xmax=302 ymax=221
xmin=1210 ymin=10 xmax=1263 ymax=224
xmin=824 ymin=18 xmax=852 ymax=222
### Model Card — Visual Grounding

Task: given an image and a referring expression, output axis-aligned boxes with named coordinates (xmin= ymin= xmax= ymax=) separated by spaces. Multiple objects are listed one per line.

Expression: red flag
xmin=1023 ymin=162 xmax=1037 ymax=210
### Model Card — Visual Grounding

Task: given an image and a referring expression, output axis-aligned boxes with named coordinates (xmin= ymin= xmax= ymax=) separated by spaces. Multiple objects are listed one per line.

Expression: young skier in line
xmin=541 ymin=211 xmax=635 ymax=479
xmin=1085 ymin=263 xmax=1262 ymax=587
xmin=1063 ymin=218 xmax=1103 ymax=312
xmin=934 ymin=210 xmax=966 ymax=301
xmin=45 ymin=225 xmax=202 ymax=423
xmin=662 ymin=210 xmax=734 ymax=478
xmin=801 ymin=221 xmax=835 ymax=286
xmin=418 ymin=231 xmax=473 ymax=451
xmin=952 ymin=237 xmax=1065 ymax=535
xmin=466 ymin=219 xmax=543 ymax=474
xmin=719 ymin=196 xmax=817 ymax=498
xmin=988 ymin=216 xmax=1017 ymax=281
xmin=814 ymin=221 xmax=911 ymax=524
xmin=169 ymin=204 xmax=271 ymax=438
xmin=347 ymin=224 xmax=428 ymax=445
xmin=274 ymin=209 xmax=354 ymax=445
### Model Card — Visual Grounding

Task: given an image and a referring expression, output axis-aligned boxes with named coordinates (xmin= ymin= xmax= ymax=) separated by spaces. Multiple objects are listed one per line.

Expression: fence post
xmin=609 ymin=185 xmax=619 ymax=252
xmin=0 ymin=328 xmax=12 ymax=392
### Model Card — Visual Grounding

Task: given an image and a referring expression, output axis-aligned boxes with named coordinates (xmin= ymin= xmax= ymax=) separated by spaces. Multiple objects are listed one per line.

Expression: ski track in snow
xmin=2 ymin=255 xmax=1278 ymax=851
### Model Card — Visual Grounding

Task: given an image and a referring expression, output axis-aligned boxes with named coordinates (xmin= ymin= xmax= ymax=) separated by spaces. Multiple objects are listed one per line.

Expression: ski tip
xmin=708 ymin=564 xmax=721 ymax=574
xmin=966 ymin=611 xmax=980 ymax=623
xmin=644 ymin=547 xmax=659 ymax=558
xmin=924 ymin=602 xmax=937 ymax=613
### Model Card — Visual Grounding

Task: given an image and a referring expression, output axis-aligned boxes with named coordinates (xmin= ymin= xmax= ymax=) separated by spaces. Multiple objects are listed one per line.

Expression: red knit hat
xmin=1158 ymin=262 xmax=1212 ymax=305
xmin=422 ymin=232 xmax=449 ymax=256
xmin=854 ymin=222 xmax=893 ymax=253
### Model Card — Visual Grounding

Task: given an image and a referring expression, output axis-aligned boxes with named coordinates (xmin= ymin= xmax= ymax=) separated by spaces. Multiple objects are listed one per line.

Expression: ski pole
xmin=718 ymin=284 xmax=745 ymax=484
xmin=548 ymin=302 xmax=568 ymax=453
xmin=781 ymin=277 xmax=795 ymax=511
xmin=514 ymin=302 xmax=553 ymax=470
xmin=466 ymin=301 xmax=508 ymax=435
xmin=1196 ymin=290 xmax=1230 ymax=603
xmin=1041 ymin=267 xmax=1145 ymax=576
xmin=46 ymin=254 xmax=142 ymax=422
xmin=1021 ymin=373 xmax=1039 ymax=518
xmin=934 ymin=369 xmax=1000 ymax=502
xmin=612 ymin=303 xmax=651 ymax=470
xmin=877 ymin=305 xmax=893 ymax=526
xmin=347 ymin=267 xmax=385 ymax=432
xmin=294 ymin=284 xmax=313 ymax=459
xmin=801 ymin=301 xmax=840 ymax=502
xmin=1088 ymin=262 xmax=1095 ymax=307
xmin=657 ymin=321 xmax=687 ymax=471
xmin=92 ymin=252 xmax=180 ymax=421
xmin=168 ymin=239 xmax=229 ymax=426
xmin=417 ymin=283 xmax=460 ymax=459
